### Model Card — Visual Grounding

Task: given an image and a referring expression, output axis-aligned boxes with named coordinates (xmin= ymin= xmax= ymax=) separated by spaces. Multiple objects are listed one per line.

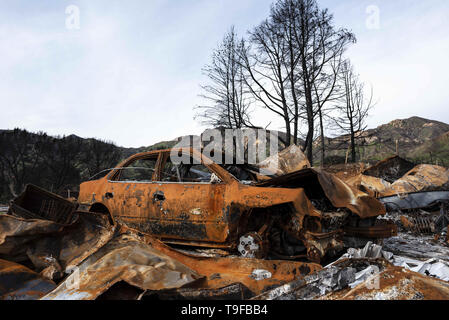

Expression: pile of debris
xmin=77 ymin=147 xmax=398 ymax=265
xmin=379 ymin=191 xmax=449 ymax=238
xmin=0 ymin=185 xmax=325 ymax=300
xmin=253 ymin=242 xmax=449 ymax=300
xmin=0 ymin=206 xmax=8 ymax=214
xmin=0 ymin=152 xmax=448 ymax=300
xmin=0 ymin=189 xmax=446 ymax=300
xmin=342 ymin=156 xmax=449 ymax=198
xmin=257 ymin=145 xmax=311 ymax=176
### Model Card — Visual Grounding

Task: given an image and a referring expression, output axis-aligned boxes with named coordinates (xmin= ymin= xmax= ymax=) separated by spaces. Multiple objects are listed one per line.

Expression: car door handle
xmin=152 ymin=191 xmax=165 ymax=202
xmin=105 ymin=192 xmax=114 ymax=199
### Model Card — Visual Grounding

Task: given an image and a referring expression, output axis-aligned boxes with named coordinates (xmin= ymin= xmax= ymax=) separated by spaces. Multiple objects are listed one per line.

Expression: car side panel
xmin=145 ymin=182 xmax=228 ymax=242
xmin=104 ymin=181 xmax=157 ymax=230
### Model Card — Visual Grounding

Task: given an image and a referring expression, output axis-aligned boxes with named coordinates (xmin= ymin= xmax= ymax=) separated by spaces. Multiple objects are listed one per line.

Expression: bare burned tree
xmin=0 ymin=129 xmax=123 ymax=201
xmin=81 ymin=138 xmax=122 ymax=179
xmin=0 ymin=129 xmax=43 ymax=197
xmin=241 ymin=0 xmax=355 ymax=163
xmin=239 ymin=19 xmax=293 ymax=146
xmin=195 ymin=0 xmax=362 ymax=166
xmin=334 ymin=60 xmax=374 ymax=163
xmin=35 ymin=134 xmax=83 ymax=193
xmin=312 ymin=50 xmax=346 ymax=165
xmin=196 ymin=27 xmax=254 ymax=129
xmin=276 ymin=0 xmax=355 ymax=165
xmin=0 ymin=150 xmax=7 ymax=202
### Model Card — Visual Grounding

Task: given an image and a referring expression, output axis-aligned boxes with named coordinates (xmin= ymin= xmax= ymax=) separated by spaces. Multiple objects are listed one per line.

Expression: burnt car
xmin=78 ymin=148 xmax=396 ymax=263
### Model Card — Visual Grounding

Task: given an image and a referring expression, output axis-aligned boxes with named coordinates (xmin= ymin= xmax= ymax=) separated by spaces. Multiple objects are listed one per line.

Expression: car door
xmin=148 ymin=151 xmax=228 ymax=244
xmin=105 ymin=153 xmax=160 ymax=233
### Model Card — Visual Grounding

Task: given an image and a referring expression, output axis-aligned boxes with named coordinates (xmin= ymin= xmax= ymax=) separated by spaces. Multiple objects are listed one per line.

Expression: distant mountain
xmin=1 ymin=116 xmax=448 ymax=203
xmin=364 ymin=116 xmax=449 ymax=146
xmin=321 ymin=117 xmax=449 ymax=166
xmin=120 ymin=140 xmax=178 ymax=159
xmin=56 ymin=117 xmax=449 ymax=167
xmin=408 ymin=130 xmax=449 ymax=165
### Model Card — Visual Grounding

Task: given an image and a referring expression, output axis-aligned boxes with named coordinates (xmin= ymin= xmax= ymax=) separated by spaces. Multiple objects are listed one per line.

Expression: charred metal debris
xmin=0 ymin=150 xmax=448 ymax=300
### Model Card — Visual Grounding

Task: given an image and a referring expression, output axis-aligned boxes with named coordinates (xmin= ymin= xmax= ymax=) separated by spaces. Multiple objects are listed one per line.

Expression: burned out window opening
xmin=88 ymin=168 xmax=115 ymax=181
xmin=159 ymin=156 xmax=221 ymax=184
xmin=113 ymin=158 xmax=157 ymax=182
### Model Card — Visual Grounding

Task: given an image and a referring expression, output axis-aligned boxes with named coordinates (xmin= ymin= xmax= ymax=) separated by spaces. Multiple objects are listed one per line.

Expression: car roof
xmin=114 ymin=148 xmax=236 ymax=183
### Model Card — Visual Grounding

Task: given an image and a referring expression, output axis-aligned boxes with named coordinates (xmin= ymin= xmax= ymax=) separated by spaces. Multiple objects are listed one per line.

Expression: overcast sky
xmin=1 ymin=0 xmax=448 ymax=147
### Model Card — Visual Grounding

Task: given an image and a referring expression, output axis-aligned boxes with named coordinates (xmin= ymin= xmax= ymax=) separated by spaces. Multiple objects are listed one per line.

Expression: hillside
xmin=1 ymin=116 xmax=448 ymax=203
xmin=408 ymin=131 xmax=449 ymax=165
xmin=120 ymin=140 xmax=178 ymax=159
xmin=0 ymin=128 xmax=183 ymax=202
xmin=320 ymin=117 xmax=449 ymax=166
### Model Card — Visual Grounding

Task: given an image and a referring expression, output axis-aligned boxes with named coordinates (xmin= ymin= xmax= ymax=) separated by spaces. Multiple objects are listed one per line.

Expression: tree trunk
xmin=305 ymin=87 xmax=314 ymax=166
xmin=285 ymin=118 xmax=292 ymax=147
xmin=319 ymin=108 xmax=325 ymax=166
xmin=307 ymin=119 xmax=314 ymax=166
xmin=350 ymin=121 xmax=356 ymax=163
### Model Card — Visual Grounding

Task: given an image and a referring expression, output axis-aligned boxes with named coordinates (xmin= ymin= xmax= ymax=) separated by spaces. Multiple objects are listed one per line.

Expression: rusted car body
xmin=1 ymin=186 xmax=322 ymax=299
xmin=78 ymin=148 xmax=395 ymax=263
